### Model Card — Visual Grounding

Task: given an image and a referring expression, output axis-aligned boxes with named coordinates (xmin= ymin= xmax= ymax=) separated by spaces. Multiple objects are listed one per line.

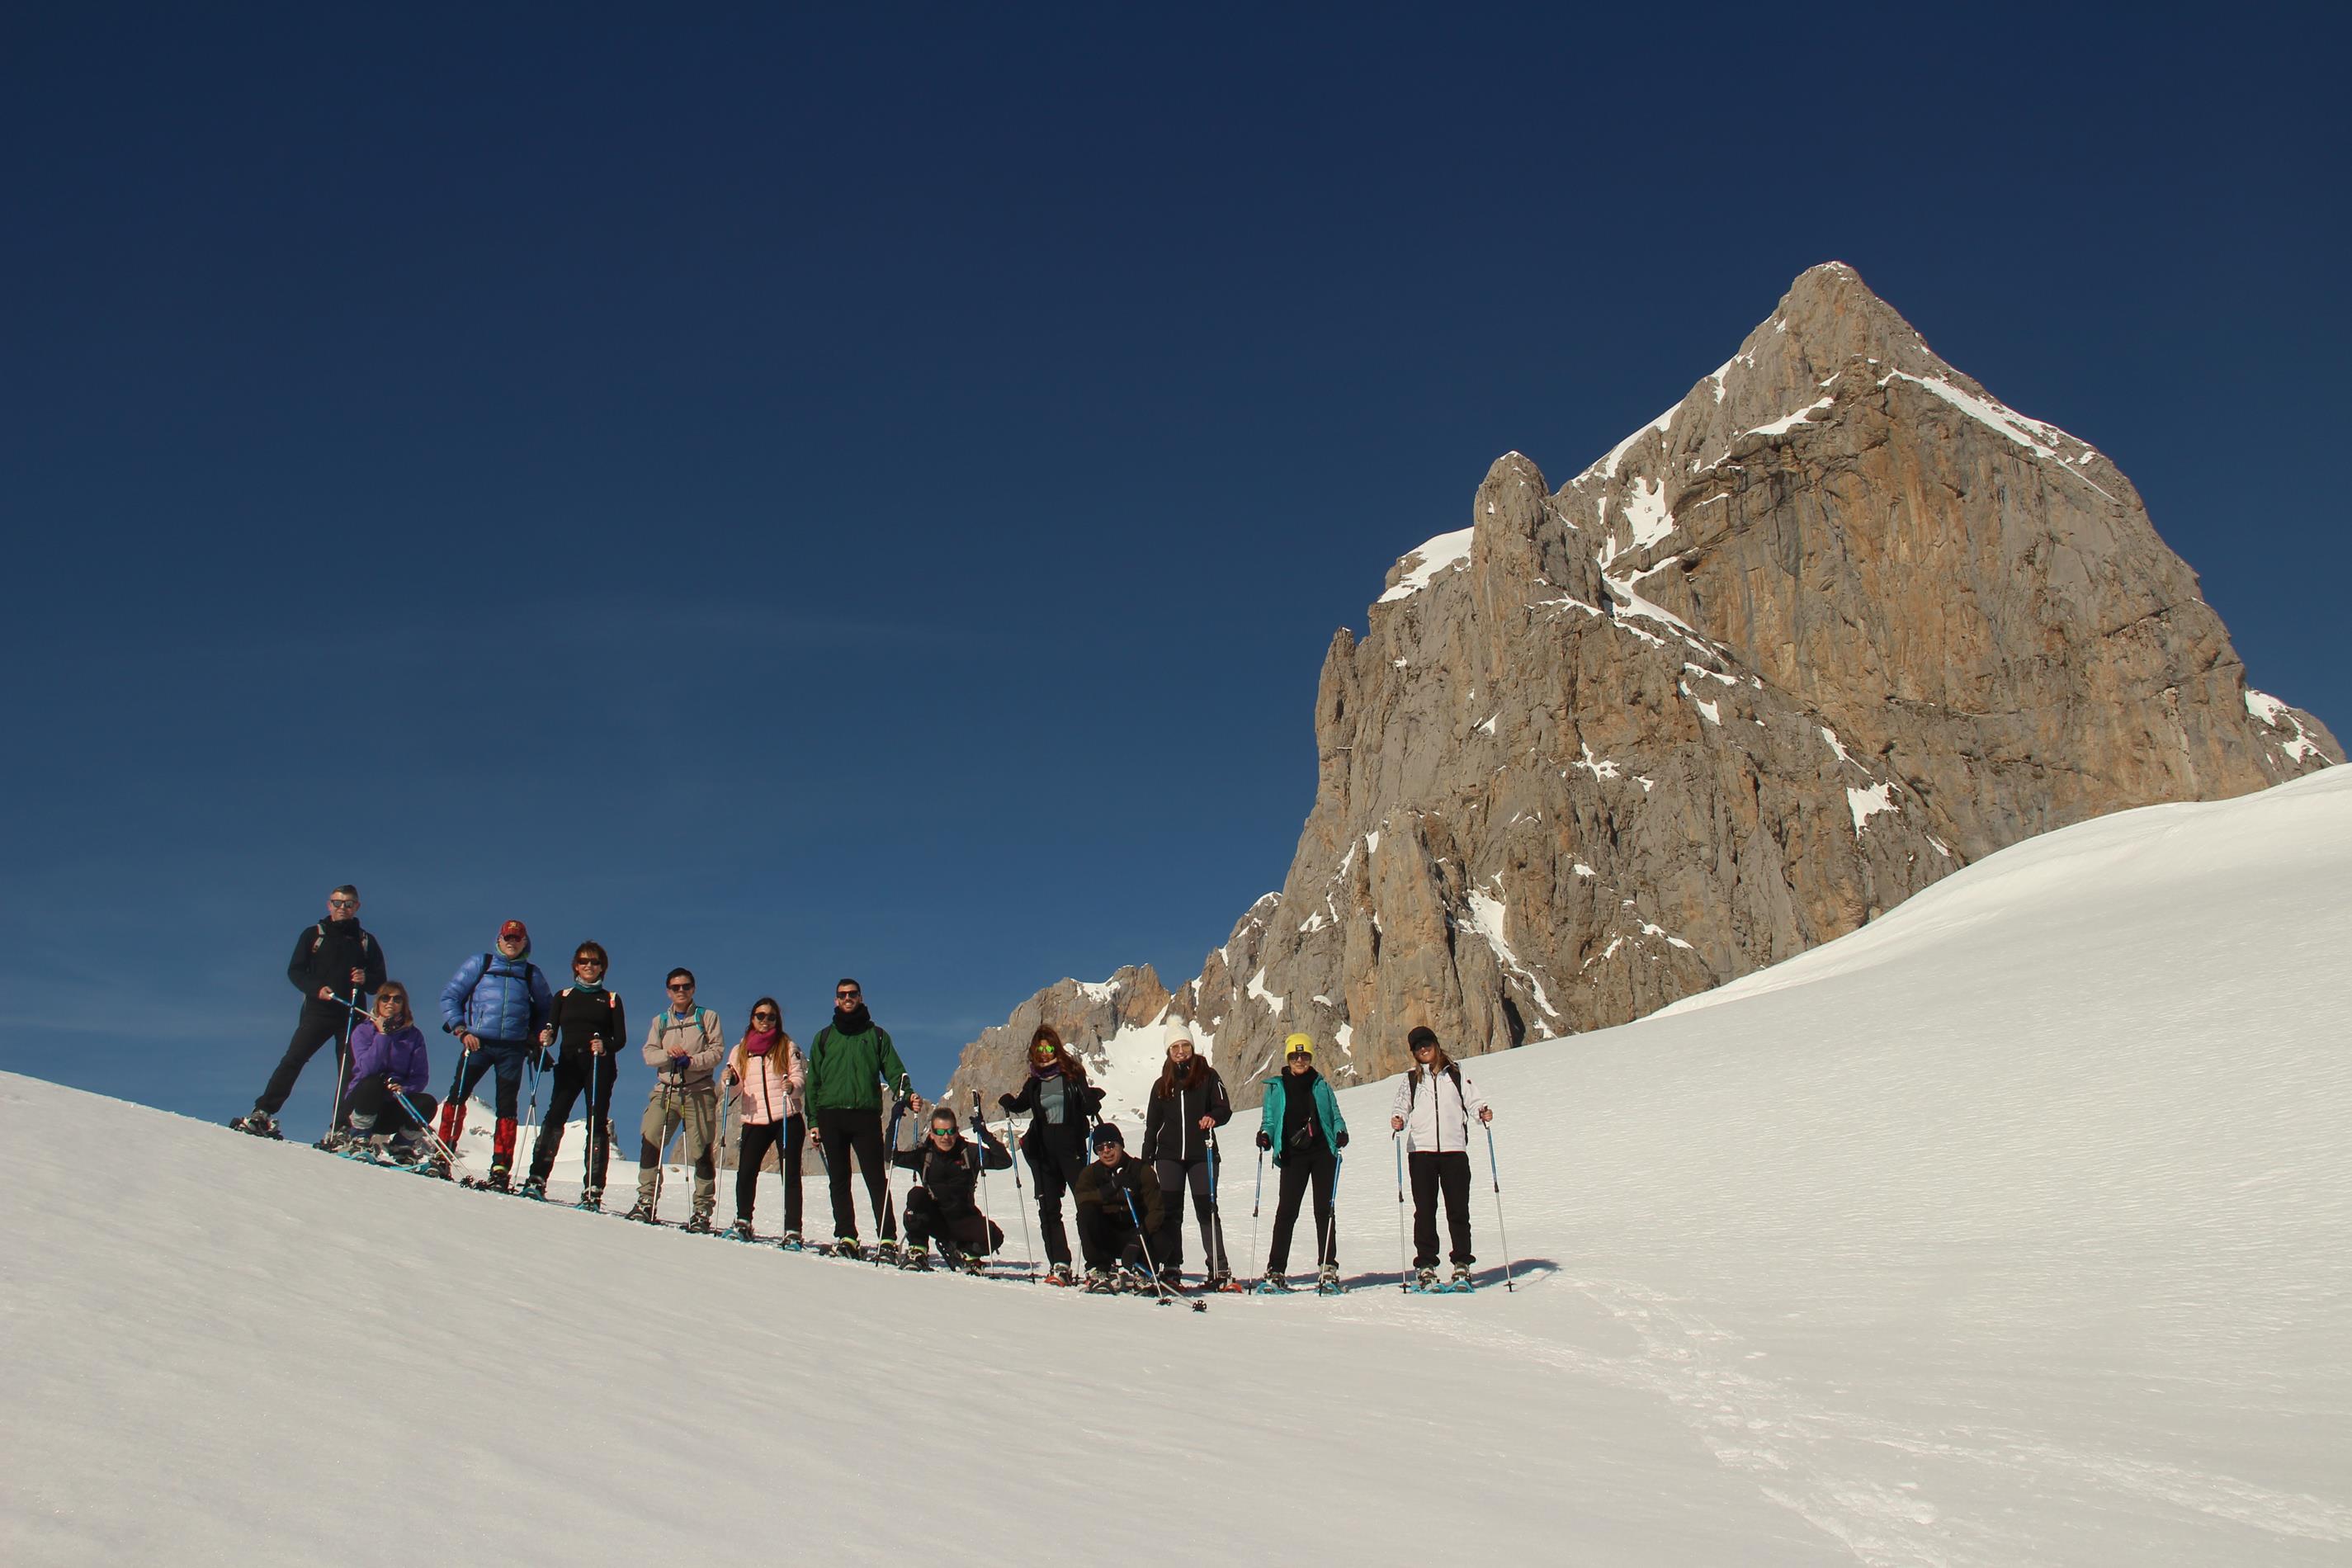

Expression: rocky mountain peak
xmin=942 ymin=265 xmax=2340 ymax=1112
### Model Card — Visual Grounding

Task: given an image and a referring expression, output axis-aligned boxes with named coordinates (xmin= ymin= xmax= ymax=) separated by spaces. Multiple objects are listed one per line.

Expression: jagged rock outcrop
xmin=947 ymin=262 xmax=2341 ymax=1108
xmin=942 ymin=966 xmax=1171 ymax=1125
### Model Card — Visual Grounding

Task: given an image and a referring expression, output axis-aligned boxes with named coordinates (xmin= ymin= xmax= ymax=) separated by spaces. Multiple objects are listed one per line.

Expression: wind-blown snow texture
xmin=5 ymin=772 xmax=2349 ymax=1566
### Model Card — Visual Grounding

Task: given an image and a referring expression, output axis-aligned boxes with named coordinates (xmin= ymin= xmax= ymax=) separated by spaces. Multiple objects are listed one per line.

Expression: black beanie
xmin=1090 ymin=1123 xmax=1124 ymax=1150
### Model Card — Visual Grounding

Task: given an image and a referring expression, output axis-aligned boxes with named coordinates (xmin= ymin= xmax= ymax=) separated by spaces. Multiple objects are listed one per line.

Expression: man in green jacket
xmin=805 ymin=977 xmax=912 ymax=1256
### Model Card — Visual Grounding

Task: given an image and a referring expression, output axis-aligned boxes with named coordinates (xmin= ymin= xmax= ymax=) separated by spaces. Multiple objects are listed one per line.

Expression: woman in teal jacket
xmin=1254 ymin=1032 xmax=1348 ymax=1289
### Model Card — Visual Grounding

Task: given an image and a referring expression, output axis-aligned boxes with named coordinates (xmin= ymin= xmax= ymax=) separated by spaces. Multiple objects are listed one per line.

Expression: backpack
xmin=1405 ymin=1062 xmax=1463 ymax=1112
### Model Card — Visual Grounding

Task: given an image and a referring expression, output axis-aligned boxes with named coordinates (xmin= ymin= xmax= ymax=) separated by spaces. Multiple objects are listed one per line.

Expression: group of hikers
xmin=232 ymin=887 xmax=1499 ymax=1294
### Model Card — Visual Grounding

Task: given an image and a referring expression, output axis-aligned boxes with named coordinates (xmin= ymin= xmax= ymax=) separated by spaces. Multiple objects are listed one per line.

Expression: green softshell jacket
xmin=1259 ymin=1071 xmax=1345 ymax=1167
xmin=806 ymin=1024 xmax=911 ymax=1114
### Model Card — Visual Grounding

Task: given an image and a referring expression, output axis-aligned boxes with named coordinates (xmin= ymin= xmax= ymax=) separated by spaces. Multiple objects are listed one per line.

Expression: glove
xmin=1256 ymin=1131 xmax=1272 ymax=1151
xmin=998 ymin=1093 xmax=1019 ymax=1112
xmin=1336 ymin=1130 xmax=1350 ymax=1150
xmin=535 ymin=1051 xmax=554 ymax=1074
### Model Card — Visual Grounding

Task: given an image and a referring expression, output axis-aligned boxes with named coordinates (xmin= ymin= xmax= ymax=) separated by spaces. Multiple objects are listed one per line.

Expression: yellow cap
xmin=1283 ymin=1032 xmax=1315 ymax=1056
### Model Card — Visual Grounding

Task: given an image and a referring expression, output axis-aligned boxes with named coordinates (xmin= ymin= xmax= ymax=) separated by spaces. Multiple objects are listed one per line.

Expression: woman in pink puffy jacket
xmin=722 ymin=997 xmax=805 ymax=1242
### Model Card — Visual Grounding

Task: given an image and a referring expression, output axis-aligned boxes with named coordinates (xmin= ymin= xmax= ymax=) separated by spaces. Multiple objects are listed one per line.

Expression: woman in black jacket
xmin=1140 ymin=1020 xmax=1235 ymax=1288
xmin=997 ymin=1025 xmax=1103 ymax=1286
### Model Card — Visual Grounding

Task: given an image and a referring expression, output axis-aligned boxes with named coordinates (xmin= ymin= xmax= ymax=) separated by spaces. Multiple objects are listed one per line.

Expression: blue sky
xmin=4 ymin=5 xmax=2345 ymax=1129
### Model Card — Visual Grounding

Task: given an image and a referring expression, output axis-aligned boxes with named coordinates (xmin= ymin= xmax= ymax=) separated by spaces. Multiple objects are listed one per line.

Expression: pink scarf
xmin=744 ymin=1027 xmax=779 ymax=1056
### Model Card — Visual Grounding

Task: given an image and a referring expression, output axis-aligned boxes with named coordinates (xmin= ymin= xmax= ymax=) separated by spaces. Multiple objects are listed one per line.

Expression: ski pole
xmin=1118 ymin=1182 xmax=1174 ymax=1306
xmin=1393 ymin=1131 xmax=1411 ymax=1292
xmin=391 ymin=1088 xmax=467 ymax=1176
xmin=878 ymin=1073 xmax=910 ymax=1244
xmin=969 ymin=1090 xmax=998 ymax=1268
xmin=1205 ymin=1136 xmax=1229 ymax=1281
xmin=1323 ymin=1150 xmax=1344 ymax=1278
xmin=1485 ymin=1122 xmax=1514 ymax=1293
xmin=1007 ymin=1109 xmax=1037 ymax=1278
xmin=1249 ymin=1143 xmax=1265 ymax=1282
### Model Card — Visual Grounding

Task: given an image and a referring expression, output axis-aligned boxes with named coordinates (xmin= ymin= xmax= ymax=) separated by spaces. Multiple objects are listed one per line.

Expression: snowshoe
xmin=725 ymin=1218 xmax=755 ymax=1242
xmin=231 ymin=1112 xmax=283 ymax=1140
xmin=682 ymin=1212 xmax=714 ymax=1235
xmin=822 ymin=1238 xmax=865 ymax=1261
xmin=1157 ymin=1265 xmax=1184 ymax=1292
xmin=871 ymin=1240 xmax=902 ymax=1265
xmin=778 ymin=1230 xmax=805 ymax=1251
xmin=1316 ymin=1263 xmax=1344 ymax=1296
xmin=576 ymin=1187 xmax=604 ymax=1212
xmin=517 ymin=1176 xmax=547 ymax=1202
xmin=1047 ymin=1262 xmax=1077 ymax=1287
xmin=623 ymin=1202 xmax=659 ymax=1224
xmin=1207 ymin=1270 xmax=1242 ymax=1293
xmin=899 ymin=1248 xmax=933 ymax=1273
xmin=1449 ymin=1265 xmax=1475 ymax=1292
xmin=1253 ymin=1272 xmax=1292 ymax=1295
xmin=1415 ymin=1266 xmax=1439 ymax=1292
xmin=1082 ymin=1268 xmax=1116 ymax=1294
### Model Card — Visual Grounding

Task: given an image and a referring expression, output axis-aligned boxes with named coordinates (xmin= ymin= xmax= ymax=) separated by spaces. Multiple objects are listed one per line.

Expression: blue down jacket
xmin=439 ymin=951 xmax=554 ymax=1043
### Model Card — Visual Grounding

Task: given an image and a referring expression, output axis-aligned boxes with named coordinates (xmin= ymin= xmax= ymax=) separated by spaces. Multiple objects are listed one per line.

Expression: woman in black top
xmin=1140 ymin=1020 xmax=1235 ymax=1287
xmin=997 ymin=1025 xmax=1103 ymax=1285
xmin=524 ymin=941 xmax=626 ymax=1207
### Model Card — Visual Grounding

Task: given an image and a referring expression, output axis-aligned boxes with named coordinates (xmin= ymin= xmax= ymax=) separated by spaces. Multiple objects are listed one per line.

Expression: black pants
xmin=1267 ymin=1148 xmax=1339 ymax=1273
xmin=1027 ymin=1152 xmax=1079 ymax=1266
xmin=451 ymin=1041 xmax=528 ymax=1118
xmin=1155 ymin=1156 xmax=1229 ymax=1273
xmin=529 ymin=1052 xmax=618 ymax=1189
xmin=736 ymin=1115 xmax=805 ymax=1230
xmin=255 ymin=1004 xmax=352 ymax=1117
xmin=1077 ymin=1204 xmax=1148 ymax=1272
xmin=904 ymin=1190 xmax=1002 ymax=1258
xmin=815 ymin=1107 xmax=896 ymax=1242
xmin=347 ymin=1075 xmax=436 ymax=1132
xmin=1409 ymin=1150 xmax=1475 ymax=1268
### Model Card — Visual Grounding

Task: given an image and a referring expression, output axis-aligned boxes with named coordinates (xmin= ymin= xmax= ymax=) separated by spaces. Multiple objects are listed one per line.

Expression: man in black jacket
xmin=234 ymin=886 xmax=386 ymax=1139
xmin=893 ymin=1100 xmax=1013 ymax=1270
xmin=1073 ymin=1125 xmax=1166 ymax=1291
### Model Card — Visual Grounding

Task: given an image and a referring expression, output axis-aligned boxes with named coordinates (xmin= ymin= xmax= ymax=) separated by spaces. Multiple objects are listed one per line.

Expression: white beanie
xmin=1163 ymin=1018 xmax=1195 ymax=1049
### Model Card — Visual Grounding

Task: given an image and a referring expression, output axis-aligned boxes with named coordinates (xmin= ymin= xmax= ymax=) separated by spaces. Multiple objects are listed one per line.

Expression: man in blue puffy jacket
xmin=435 ymin=919 xmax=555 ymax=1188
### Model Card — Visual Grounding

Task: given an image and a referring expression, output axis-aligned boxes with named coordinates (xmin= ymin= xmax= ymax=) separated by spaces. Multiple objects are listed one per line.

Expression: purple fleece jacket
xmin=350 ymin=1021 xmax=430 ymax=1089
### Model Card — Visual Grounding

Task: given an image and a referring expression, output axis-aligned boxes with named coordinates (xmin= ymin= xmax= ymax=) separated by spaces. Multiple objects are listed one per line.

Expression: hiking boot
xmin=623 ymin=1202 xmax=659 ymax=1224
xmin=1082 ymin=1268 xmax=1115 ymax=1294
xmin=1048 ymin=1261 xmax=1075 ymax=1287
xmin=517 ymin=1176 xmax=547 ymax=1201
xmin=1257 ymin=1271 xmax=1291 ymax=1293
xmin=1317 ymin=1263 xmax=1342 ymax=1292
xmin=871 ymin=1240 xmax=901 ymax=1264
xmin=725 ymin=1218 xmax=755 ymax=1241
xmin=900 ymin=1247 xmax=932 ymax=1272
xmin=682 ymin=1211 xmax=714 ymax=1235
xmin=779 ymin=1230 xmax=804 ymax=1250
xmin=578 ymin=1186 xmax=603 ymax=1211
xmin=232 ymin=1111 xmax=281 ymax=1140
xmin=1206 ymin=1270 xmax=1239 ymax=1292
xmin=827 ymin=1236 xmax=863 ymax=1259
xmin=1450 ymin=1264 xmax=1473 ymax=1287
xmin=1157 ymin=1265 xmax=1183 ymax=1291
xmin=480 ymin=1169 xmax=512 ymax=1194
xmin=1415 ymin=1266 xmax=1439 ymax=1291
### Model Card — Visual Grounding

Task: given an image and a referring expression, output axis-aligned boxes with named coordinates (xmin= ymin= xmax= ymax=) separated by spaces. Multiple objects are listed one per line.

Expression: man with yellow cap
xmin=1254 ymin=1032 xmax=1348 ymax=1292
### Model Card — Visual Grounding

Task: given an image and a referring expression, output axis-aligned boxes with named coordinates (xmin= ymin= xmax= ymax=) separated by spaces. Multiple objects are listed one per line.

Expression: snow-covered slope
xmin=6 ymin=771 xmax=2350 ymax=1566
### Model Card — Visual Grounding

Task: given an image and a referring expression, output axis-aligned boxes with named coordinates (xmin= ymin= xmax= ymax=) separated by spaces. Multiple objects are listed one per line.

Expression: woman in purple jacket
xmin=346 ymin=982 xmax=437 ymax=1164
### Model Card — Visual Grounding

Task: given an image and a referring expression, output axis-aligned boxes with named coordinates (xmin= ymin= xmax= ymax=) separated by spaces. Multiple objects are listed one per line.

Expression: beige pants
xmin=637 ymin=1088 xmax=718 ymax=1216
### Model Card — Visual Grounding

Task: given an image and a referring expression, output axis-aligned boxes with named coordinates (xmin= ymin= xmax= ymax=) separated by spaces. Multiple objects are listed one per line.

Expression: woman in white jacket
xmin=1387 ymin=1025 xmax=1492 ymax=1288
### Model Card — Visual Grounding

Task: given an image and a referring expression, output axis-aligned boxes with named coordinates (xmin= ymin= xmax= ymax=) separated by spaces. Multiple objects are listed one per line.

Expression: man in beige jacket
xmin=624 ymin=966 xmax=726 ymax=1229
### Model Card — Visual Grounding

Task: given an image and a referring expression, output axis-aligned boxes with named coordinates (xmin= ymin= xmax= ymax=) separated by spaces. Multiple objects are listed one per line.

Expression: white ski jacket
xmin=1389 ymin=1062 xmax=1490 ymax=1155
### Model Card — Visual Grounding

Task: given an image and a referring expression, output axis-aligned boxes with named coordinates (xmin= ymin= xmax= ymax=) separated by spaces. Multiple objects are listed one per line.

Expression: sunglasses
xmin=575 ymin=958 xmax=606 ymax=969
xmin=836 ymin=991 xmax=862 ymax=1000
xmin=328 ymin=899 xmax=357 ymax=909
xmin=668 ymin=982 xmax=694 ymax=993
xmin=751 ymin=1011 xmax=777 ymax=1023
xmin=929 ymin=1124 xmax=959 ymax=1137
